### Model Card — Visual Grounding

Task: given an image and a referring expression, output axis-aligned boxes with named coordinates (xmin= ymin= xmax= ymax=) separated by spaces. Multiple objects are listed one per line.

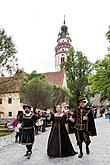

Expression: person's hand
xmin=83 ymin=116 xmax=87 ymax=120
xmin=69 ymin=116 xmax=75 ymax=123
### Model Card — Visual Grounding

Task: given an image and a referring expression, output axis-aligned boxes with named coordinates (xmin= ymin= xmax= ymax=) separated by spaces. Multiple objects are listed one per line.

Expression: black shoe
xmin=27 ymin=152 xmax=32 ymax=159
xmin=78 ymin=153 xmax=83 ymax=158
xmin=73 ymin=151 xmax=78 ymax=155
xmin=24 ymin=151 xmax=28 ymax=156
xmin=15 ymin=138 xmax=18 ymax=143
xmin=86 ymin=146 xmax=90 ymax=155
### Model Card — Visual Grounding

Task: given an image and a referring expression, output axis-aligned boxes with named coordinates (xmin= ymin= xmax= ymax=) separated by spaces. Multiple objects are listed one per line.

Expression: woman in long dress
xmin=47 ymin=104 xmax=77 ymax=157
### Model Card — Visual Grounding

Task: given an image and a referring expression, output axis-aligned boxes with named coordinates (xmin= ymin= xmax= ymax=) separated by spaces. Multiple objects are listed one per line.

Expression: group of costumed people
xmin=18 ymin=98 xmax=97 ymax=159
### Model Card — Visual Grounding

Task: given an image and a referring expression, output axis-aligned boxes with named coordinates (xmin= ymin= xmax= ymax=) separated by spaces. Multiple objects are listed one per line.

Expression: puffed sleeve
xmin=72 ymin=109 xmax=77 ymax=118
xmin=17 ymin=114 xmax=23 ymax=123
xmin=32 ymin=114 xmax=39 ymax=124
xmin=48 ymin=113 xmax=55 ymax=122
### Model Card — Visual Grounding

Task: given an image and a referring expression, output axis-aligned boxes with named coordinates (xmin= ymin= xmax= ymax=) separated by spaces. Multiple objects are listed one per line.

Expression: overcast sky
xmin=0 ymin=0 xmax=110 ymax=73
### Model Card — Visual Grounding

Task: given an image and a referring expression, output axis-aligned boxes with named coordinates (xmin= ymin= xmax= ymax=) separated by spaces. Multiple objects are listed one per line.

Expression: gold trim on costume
xmin=21 ymin=126 xmax=34 ymax=129
xmin=23 ymin=113 xmax=33 ymax=119
xmin=58 ymin=122 xmax=61 ymax=157
xmin=20 ymin=142 xmax=33 ymax=145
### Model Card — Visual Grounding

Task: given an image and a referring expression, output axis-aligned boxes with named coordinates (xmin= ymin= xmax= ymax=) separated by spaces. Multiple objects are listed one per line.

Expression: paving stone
xmin=0 ymin=117 xmax=110 ymax=165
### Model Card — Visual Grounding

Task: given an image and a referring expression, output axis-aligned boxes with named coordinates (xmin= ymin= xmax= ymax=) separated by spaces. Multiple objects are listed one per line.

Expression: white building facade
xmin=0 ymin=93 xmax=21 ymax=118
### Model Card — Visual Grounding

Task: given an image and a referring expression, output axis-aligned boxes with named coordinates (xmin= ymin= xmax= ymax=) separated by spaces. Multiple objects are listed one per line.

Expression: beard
xmin=25 ymin=110 xmax=30 ymax=114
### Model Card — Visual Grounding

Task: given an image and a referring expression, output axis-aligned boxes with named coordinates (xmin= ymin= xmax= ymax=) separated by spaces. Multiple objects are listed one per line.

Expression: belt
xmin=21 ymin=126 xmax=34 ymax=130
xmin=75 ymin=124 xmax=86 ymax=130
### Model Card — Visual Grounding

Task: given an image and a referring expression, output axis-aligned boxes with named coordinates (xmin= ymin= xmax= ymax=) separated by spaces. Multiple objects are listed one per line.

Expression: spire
xmin=61 ymin=15 xmax=68 ymax=36
xmin=64 ymin=15 xmax=66 ymax=25
xmin=57 ymin=16 xmax=70 ymax=38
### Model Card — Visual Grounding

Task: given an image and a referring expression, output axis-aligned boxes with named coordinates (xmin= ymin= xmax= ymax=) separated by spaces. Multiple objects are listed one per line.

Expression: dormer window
xmin=0 ymin=98 xmax=2 ymax=104
xmin=8 ymin=98 xmax=12 ymax=104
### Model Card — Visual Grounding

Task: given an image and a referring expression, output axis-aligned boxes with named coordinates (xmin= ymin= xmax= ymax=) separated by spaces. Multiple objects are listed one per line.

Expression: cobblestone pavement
xmin=0 ymin=117 xmax=110 ymax=165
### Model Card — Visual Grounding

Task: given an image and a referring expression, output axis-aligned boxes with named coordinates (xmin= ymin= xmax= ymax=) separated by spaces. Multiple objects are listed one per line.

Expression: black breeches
xmin=75 ymin=129 xmax=91 ymax=145
xmin=15 ymin=132 xmax=19 ymax=141
xmin=26 ymin=144 xmax=33 ymax=152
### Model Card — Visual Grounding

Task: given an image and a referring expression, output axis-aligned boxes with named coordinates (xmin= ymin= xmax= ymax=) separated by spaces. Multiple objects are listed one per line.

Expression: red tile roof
xmin=44 ymin=71 xmax=65 ymax=86
xmin=0 ymin=76 xmax=20 ymax=94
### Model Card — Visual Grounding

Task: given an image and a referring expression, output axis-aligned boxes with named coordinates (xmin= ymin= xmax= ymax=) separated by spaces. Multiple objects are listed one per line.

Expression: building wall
xmin=62 ymin=72 xmax=67 ymax=88
xmin=55 ymin=53 xmax=67 ymax=71
xmin=0 ymin=93 xmax=21 ymax=118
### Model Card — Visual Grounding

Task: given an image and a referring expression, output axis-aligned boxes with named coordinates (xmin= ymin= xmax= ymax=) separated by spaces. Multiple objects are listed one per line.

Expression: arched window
xmin=61 ymin=57 xmax=65 ymax=64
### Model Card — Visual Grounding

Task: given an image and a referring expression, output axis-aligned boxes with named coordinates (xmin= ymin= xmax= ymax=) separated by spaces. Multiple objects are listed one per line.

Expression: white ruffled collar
xmin=24 ymin=112 xmax=32 ymax=117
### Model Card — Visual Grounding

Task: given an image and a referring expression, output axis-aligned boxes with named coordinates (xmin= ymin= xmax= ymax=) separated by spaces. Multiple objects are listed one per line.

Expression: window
xmin=0 ymin=98 xmax=2 ymax=104
xmin=61 ymin=57 xmax=65 ymax=64
xmin=20 ymin=97 xmax=24 ymax=103
xmin=8 ymin=98 xmax=12 ymax=104
xmin=8 ymin=112 xmax=12 ymax=117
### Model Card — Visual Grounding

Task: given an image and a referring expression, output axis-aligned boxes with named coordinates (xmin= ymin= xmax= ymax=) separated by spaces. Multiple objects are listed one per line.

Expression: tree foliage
xmin=0 ymin=29 xmax=18 ymax=75
xmin=89 ymin=53 xmax=110 ymax=102
xmin=20 ymin=71 xmax=69 ymax=111
xmin=61 ymin=48 xmax=92 ymax=107
xmin=106 ymin=26 xmax=110 ymax=43
xmin=52 ymin=85 xmax=70 ymax=106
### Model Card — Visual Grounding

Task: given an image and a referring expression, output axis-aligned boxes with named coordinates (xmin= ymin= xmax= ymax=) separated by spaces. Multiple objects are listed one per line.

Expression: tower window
xmin=61 ymin=57 xmax=65 ymax=64
xmin=8 ymin=98 xmax=12 ymax=104
xmin=0 ymin=98 xmax=2 ymax=104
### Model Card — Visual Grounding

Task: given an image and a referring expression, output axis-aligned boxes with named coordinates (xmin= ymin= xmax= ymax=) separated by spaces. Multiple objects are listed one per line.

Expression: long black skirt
xmin=47 ymin=123 xmax=76 ymax=157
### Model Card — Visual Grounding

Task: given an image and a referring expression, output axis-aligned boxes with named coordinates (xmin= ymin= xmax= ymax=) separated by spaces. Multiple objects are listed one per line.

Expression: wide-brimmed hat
xmin=22 ymin=104 xmax=32 ymax=110
xmin=78 ymin=98 xmax=86 ymax=103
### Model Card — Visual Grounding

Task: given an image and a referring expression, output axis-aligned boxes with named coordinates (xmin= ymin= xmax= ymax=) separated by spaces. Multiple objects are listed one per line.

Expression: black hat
xmin=78 ymin=98 xmax=86 ymax=103
xmin=22 ymin=104 xmax=32 ymax=110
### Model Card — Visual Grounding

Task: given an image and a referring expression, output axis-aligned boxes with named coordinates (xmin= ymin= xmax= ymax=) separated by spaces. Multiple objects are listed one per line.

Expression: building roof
xmin=0 ymin=76 xmax=20 ymax=94
xmin=44 ymin=71 xmax=65 ymax=86
xmin=0 ymin=71 xmax=66 ymax=94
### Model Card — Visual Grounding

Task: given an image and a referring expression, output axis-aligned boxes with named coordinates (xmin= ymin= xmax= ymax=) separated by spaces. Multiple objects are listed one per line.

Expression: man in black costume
xmin=71 ymin=99 xmax=97 ymax=158
xmin=18 ymin=104 xmax=38 ymax=159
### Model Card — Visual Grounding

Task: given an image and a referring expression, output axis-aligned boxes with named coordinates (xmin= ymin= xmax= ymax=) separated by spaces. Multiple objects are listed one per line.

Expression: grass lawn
xmin=0 ymin=131 xmax=11 ymax=137
xmin=0 ymin=125 xmax=4 ymax=128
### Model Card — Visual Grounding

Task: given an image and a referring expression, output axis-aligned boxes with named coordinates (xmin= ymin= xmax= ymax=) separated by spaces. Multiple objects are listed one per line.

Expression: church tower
xmin=55 ymin=16 xmax=73 ymax=71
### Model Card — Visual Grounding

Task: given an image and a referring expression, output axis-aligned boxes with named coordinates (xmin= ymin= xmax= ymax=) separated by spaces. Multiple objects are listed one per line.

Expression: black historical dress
xmin=47 ymin=114 xmax=77 ymax=157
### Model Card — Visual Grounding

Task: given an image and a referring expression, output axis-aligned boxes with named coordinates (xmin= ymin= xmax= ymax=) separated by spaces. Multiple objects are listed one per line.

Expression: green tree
xmin=20 ymin=71 xmax=69 ymax=111
xmin=20 ymin=75 xmax=53 ymax=111
xmin=0 ymin=29 xmax=18 ymax=75
xmin=61 ymin=48 xmax=92 ymax=107
xmin=89 ymin=53 xmax=110 ymax=102
xmin=106 ymin=26 xmax=110 ymax=43
xmin=52 ymin=85 xmax=70 ymax=106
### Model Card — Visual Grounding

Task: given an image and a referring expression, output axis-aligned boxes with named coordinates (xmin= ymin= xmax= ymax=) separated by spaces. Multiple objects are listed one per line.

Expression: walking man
xmin=18 ymin=104 xmax=38 ymax=159
xmin=70 ymin=98 xmax=97 ymax=158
